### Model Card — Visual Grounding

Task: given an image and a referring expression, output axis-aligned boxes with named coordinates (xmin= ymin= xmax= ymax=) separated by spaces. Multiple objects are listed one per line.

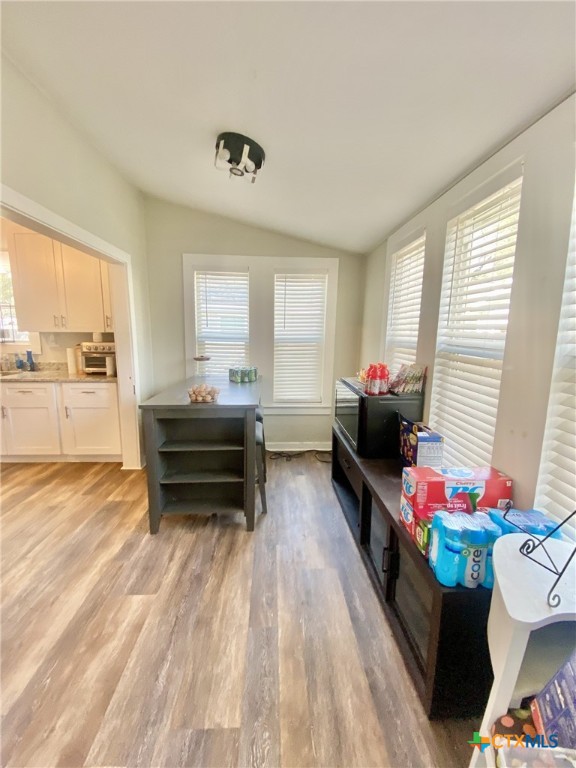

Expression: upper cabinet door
xmin=10 ymin=232 xmax=61 ymax=331
xmin=58 ymin=243 xmax=106 ymax=331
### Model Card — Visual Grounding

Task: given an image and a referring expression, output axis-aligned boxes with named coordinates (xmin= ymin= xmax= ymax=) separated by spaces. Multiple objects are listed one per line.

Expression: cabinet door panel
xmin=368 ymin=502 xmax=391 ymax=586
xmin=60 ymin=384 xmax=121 ymax=454
xmin=59 ymin=244 xmax=105 ymax=331
xmin=0 ymin=384 xmax=60 ymax=455
xmin=11 ymin=233 xmax=60 ymax=331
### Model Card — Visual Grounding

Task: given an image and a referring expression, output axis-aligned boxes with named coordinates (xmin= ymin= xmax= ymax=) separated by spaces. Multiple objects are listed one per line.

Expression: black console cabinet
xmin=332 ymin=424 xmax=493 ymax=719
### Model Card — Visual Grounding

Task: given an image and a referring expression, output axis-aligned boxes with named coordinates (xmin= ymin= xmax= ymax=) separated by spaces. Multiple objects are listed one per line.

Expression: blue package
xmin=429 ymin=511 xmax=502 ymax=589
xmin=487 ymin=507 xmax=562 ymax=539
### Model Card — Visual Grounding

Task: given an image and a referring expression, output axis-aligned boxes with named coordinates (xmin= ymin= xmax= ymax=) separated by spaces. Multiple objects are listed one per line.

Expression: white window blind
xmin=385 ymin=234 xmax=426 ymax=372
xmin=274 ymin=273 xmax=327 ymax=402
xmin=0 ymin=251 xmax=30 ymax=344
xmin=429 ymin=177 xmax=523 ymax=466
xmin=534 ymin=193 xmax=576 ymax=527
xmin=194 ymin=270 xmax=249 ymax=374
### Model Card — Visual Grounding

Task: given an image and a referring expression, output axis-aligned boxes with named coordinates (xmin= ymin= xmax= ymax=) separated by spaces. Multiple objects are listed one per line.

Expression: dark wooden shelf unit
xmin=332 ymin=423 xmax=493 ymax=719
xmin=140 ymin=378 xmax=259 ymax=532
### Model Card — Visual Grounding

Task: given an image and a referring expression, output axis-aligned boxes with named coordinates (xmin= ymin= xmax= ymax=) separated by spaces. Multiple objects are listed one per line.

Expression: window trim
xmin=183 ymin=254 xmax=339 ymax=411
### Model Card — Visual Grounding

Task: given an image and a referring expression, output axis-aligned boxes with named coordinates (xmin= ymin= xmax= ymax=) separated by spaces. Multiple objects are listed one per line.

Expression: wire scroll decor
xmin=502 ymin=502 xmax=576 ymax=608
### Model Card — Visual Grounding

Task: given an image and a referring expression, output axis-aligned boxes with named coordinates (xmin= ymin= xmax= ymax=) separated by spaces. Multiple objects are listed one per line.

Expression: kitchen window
xmin=0 ymin=251 xmax=40 ymax=353
xmin=184 ymin=254 xmax=338 ymax=411
xmin=429 ymin=175 xmax=523 ymax=466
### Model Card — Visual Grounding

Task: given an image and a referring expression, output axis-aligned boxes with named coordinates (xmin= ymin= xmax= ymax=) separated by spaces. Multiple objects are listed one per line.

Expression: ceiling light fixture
xmin=214 ymin=132 xmax=265 ymax=184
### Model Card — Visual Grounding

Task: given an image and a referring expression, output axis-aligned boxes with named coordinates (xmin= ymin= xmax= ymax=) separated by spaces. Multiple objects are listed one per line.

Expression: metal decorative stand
xmin=502 ymin=502 xmax=576 ymax=608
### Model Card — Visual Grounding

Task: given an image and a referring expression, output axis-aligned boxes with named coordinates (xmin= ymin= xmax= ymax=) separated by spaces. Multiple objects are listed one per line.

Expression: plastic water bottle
xmin=429 ymin=511 xmax=502 ymax=588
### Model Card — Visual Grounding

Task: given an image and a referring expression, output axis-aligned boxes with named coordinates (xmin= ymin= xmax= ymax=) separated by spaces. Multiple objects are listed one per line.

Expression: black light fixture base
xmin=215 ymin=132 xmax=265 ymax=182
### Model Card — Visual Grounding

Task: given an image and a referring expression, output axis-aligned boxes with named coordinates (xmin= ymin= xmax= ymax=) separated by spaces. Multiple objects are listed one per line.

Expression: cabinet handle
xmin=382 ymin=546 xmax=390 ymax=573
xmin=61 ymin=315 xmax=67 ymax=328
xmin=105 ymin=314 xmax=112 ymax=328
xmin=17 ymin=390 xmax=34 ymax=394
xmin=65 ymin=406 xmax=71 ymax=419
xmin=81 ymin=390 xmax=96 ymax=395
xmin=1 ymin=406 xmax=6 ymax=418
xmin=343 ymin=458 xmax=351 ymax=470
xmin=53 ymin=314 xmax=60 ymax=327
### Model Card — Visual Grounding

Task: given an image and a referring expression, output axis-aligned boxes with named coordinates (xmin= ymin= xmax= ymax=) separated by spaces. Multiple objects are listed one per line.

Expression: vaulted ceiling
xmin=2 ymin=1 xmax=574 ymax=252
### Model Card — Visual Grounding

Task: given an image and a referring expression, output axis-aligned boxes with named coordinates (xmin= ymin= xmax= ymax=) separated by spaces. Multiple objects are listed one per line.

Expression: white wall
xmin=361 ymin=96 xmax=575 ymax=508
xmin=0 ymin=57 xmax=154 ymax=398
xmin=144 ymin=196 xmax=365 ymax=446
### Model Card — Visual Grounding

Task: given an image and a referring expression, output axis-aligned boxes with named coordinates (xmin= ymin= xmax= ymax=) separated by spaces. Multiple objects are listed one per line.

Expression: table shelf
xmin=140 ymin=377 xmax=259 ymax=533
xmin=159 ymin=440 xmax=243 ymax=452
xmin=160 ymin=469 xmax=244 ymax=484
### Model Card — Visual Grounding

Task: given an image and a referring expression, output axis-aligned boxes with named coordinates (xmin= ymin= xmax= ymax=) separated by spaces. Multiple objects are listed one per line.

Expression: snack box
xmin=399 ymin=494 xmax=435 ymax=557
xmin=399 ymin=416 xmax=444 ymax=469
xmin=531 ymin=648 xmax=576 ymax=749
xmin=401 ymin=466 xmax=513 ymax=517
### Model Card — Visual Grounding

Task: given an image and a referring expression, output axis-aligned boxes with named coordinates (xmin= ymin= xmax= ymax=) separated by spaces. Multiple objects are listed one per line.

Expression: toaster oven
xmin=79 ymin=342 xmax=116 ymax=375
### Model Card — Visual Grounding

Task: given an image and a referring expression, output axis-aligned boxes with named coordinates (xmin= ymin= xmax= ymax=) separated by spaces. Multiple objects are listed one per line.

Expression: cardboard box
xmin=400 ymin=494 xmax=415 ymax=535
xmin=399 ymin=416 xmax=444 ymax=468
xmin=413 ymin=516 xmax=432 ymax=557
xmin=401 ymin=466 xmax=513 ymax=517
xmin=400 ymin=493 xmax=433 ymax=557
xmin=531 ymin=649 xmax=576 ymax=749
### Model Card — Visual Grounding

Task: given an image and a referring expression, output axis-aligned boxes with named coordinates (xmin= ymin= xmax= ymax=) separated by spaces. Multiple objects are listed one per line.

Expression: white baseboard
xmin=266 ymin=441 xmax=332 ymax=453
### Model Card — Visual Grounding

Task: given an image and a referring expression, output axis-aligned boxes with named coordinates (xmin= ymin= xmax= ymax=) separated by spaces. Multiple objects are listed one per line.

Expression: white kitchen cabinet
xmin=59 ymin=382 xmax=121 ymax=455
xmin=58 ymin=243 xmax=105 ymax=331
xmin=9 ymin=232 xmax=62 ymax=332
xmin=0 ymin=383 xmax=61 ymax=455
xmin=9 ymin=232 xmax=110 ymax=332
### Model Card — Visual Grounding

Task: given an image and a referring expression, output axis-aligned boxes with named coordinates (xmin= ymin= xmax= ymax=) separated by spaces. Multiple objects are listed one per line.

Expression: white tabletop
xmin=493 ymin=533 xmax=576 ymax=626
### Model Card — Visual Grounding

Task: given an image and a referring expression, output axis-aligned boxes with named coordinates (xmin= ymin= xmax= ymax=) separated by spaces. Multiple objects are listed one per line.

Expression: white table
xmin=470 ymin=533 xmax=576 ymax=768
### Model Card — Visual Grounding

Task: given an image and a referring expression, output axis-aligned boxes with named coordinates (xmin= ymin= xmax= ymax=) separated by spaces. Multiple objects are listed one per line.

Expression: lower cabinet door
xmin=0 ymin=383 xmax=61 ymax=455
xmin=366 ymin=500 xmax=391 ymax=586
xmin=387 ymin=536 xmax=434 ymax=665
xmin=60 ymin=383 xmax=121 ymax=455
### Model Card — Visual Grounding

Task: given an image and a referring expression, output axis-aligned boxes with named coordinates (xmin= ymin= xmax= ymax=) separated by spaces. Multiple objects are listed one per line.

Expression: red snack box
xmin=401 ymin=466 xmax=513 ymax=517
xmin=400 ymin=496 xmax=437 ymax=557
xmin=400 ymin=494 xmax=415 ymax=535
xmin=400 ymin=493 xmax=434 ymax=557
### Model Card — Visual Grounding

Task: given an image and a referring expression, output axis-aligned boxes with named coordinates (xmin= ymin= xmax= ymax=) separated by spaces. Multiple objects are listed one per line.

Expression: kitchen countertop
xmin=139 ymin=376 xmax=260 ymax=409
xmin=0 ymin=371 xmax=117 ymax=383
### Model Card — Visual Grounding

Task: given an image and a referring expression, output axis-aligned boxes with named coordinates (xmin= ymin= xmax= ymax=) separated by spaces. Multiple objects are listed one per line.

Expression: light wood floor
xmin=1 ymin=455 xmax=478 ymax=768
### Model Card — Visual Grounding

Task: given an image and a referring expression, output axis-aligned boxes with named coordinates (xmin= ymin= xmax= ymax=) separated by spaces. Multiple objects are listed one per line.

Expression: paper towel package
xmin=66 ymin=347 xmax=77 ymax=375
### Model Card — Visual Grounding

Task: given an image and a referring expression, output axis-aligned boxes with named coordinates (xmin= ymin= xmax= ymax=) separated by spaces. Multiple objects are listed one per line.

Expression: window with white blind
xmin=429 ymin=176 xmax=523 ymax=466
xmin=193 ymin=270 xmax=249 ymax=374
xmin=385 ymin=234 xmax=426 ymax=372
xmin=0 ymin=251 xmax=39 ymax=351
xmin=274 ymin=273 xmax=327 ymax=402
xmin=534 ymin=193 xmax=576 ymax=528
xmin=184 ymin=255 xmax=338 ymax=411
